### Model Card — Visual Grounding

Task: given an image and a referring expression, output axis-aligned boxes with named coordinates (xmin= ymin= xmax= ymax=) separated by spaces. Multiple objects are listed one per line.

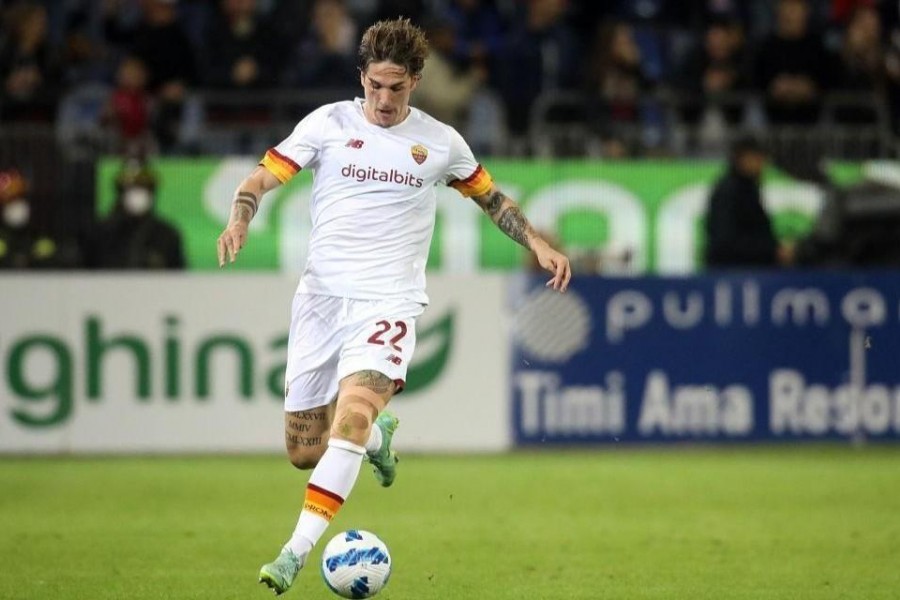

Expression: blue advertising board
xmin=509 ymin=272 xmax=900 ymax=444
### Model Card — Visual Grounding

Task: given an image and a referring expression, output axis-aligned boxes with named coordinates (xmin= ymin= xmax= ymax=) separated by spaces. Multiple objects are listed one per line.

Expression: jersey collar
xmin=354 ymin=97 xmax=414 ymax=131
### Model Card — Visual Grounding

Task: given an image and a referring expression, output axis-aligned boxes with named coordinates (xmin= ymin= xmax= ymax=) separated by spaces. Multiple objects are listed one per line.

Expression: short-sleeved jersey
xmin=261 ymin=99 xmax=492 ymax=304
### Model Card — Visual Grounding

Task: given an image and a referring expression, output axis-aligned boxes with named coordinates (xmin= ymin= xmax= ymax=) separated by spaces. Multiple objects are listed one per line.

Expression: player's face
xmin=360 ymin=61 xmax=419 ymax=128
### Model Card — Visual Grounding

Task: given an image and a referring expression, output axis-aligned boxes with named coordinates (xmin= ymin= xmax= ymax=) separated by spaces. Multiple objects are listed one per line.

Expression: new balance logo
xmin=345 ymin=139 xmax=365 ymax=149
xmin=386 ymin=354 xmax=402 ymax=365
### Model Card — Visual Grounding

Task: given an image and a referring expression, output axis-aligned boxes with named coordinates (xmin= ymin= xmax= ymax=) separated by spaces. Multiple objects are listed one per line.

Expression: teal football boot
xmin=369 ymin=411 xmax=400 ymax=487
xmin=259 ymin=548 xmax=304 ymax=595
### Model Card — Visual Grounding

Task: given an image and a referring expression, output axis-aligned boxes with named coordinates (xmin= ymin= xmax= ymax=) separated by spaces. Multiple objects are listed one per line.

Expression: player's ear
xmin=410 ymin=74 xmax=421 ymax=92
xmin=358 ymin=68 xmax=366 ymax=88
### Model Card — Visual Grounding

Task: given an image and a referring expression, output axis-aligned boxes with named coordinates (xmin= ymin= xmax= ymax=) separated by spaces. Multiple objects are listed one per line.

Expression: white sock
xmin=365 ymin=423 xmax=382 ymax=454
xmin=284 ymin=439 xmax=365 ymax=557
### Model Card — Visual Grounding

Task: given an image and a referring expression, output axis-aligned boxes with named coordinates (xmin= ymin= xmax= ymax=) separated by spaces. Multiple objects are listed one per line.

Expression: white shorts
xmin=284 ymin=293 xmax=425 ymax=412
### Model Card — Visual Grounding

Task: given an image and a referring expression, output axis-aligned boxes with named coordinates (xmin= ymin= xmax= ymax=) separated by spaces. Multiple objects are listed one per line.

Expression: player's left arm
xmin=471 ymin=183 xmax=571 ymax=292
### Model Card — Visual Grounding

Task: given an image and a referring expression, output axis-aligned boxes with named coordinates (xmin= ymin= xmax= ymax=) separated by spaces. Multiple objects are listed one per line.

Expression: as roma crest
xmin=411 ymin=144 xmax=428 ymax=165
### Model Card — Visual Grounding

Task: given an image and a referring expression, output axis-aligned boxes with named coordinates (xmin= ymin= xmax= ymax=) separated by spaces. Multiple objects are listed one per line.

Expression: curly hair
xmin=357 ymin=17 xmax=429 ymax=77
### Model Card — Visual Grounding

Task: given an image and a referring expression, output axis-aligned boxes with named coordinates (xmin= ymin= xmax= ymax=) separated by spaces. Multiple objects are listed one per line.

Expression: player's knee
xmin=330 ymin=404 xmax=374 ymax=446
xmin=285 ymin=442 xmax=326 ymax=470
xmin=289 ymin=456 xmax=318 ymax=470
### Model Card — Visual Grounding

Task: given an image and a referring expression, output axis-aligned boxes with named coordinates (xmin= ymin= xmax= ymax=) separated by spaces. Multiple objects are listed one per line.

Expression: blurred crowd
xmin=0 ymin=160 xmax=184 ymax=269
xmin=0 ymin=0 xmax=898 ymax=156
xmin=3 ymin=0 xmax=900 ymax=273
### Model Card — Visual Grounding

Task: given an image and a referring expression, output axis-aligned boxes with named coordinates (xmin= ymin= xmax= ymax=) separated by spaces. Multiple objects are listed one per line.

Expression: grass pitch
xmin=1 ymin=447 xmax=898 ymax=599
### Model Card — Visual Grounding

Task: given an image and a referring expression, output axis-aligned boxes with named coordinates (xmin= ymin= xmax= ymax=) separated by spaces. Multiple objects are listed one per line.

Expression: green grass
xmin=1 ymin=447 xmax=899 ymax=599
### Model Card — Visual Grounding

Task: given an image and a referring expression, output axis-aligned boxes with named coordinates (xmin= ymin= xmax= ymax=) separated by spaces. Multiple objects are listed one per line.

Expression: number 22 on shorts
xmin=367 ymin=320 xmax=408 ymax=350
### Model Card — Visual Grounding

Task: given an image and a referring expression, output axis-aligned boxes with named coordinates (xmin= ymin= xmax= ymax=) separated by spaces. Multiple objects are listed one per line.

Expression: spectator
xmin=704 ymin=136 xmax=794 ymax=269
xmin=496 ymin=0 xmax=581 ymax=138
xmin=204 ymin=0 xmax=282 ymax=89
xmin=106 ymin=0 xmax=199 ymax=151
xmin=267 ymin=0 xmax=313 ymax=52
xmin=583 ymin=20 xmax=652 ymax=156
xmin=0 ymin=168 xmax=64 ymax=269
xmin=884 ymin=20 xmax=900 ymax=133
xmin=283 ymin=0 xmax=357 ymax=88
xmin=835 ymin=6 xmax=884 ymax=92
xmin=831 ymin=0 xmax=877 ymax=25
xmin=674 ymin=15 xmax=749 ymax=127
xmin=115 ymin=0 xmax=198 ymax=90
xmin=753 ymin=0 xmax=834 ymax=125
xmin=59 ymin=5 xmax=115 ymax=87
xmin=415 ymin=18 xmax=487 ymax=131
xmin=676 ymin=0 xmax=758 ymax=31
xmin=0 ymin=2 xmax=61 ymax=122
xmin=441 ymin=0 xmax=507 ymax=74
xmin=102 ymin=55 xmax=154 ymax=154
xmin=832 ymin=5 xmax=886 ymax=125
xmin=85 ymin=159 xmax=185 ymax=269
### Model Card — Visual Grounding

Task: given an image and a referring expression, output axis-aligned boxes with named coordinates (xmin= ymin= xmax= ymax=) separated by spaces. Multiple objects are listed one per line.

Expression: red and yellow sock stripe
xmin=302 ymin=483 xmax=344 ymax=522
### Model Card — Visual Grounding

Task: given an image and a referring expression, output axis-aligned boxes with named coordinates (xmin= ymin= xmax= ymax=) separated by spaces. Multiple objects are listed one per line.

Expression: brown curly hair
xmin=357 ymin=17 xmax=429 ymax=77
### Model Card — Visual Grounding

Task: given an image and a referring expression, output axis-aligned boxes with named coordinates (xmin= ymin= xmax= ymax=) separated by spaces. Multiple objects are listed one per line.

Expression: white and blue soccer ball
xmin=320 ymin=530 xmax=392 ymax=599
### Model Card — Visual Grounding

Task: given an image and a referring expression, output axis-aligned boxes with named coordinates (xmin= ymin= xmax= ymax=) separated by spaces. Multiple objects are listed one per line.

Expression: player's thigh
xmin=284 ymin=402 xmax=335 ymax=469
xmin=284 ymin=293 xmax=342 ymax=412
xmin=329 ymin=300 xmax=424 ymax=443
xmin=282 ymin=294 xmax=344 ymax=468
xmin=337 ymin=298 xmax=424 ymax=398
xmin=338 ymin=370 xmax=396 ymax=407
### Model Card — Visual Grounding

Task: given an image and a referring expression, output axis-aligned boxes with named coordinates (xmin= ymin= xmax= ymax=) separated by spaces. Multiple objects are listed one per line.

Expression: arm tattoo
xmin=232 ymin=191 xmax=258 ymax=223
xmin=350 ymin=370 xmax=395 ymax=395
xmin=473 ymin=189 xmax=533 ymax=248
xmin=497 ymin=205 xmax=531 ymax=248
xmin=480 ymin=190 xmax=504 ymax=218
xmin=233 ymin=202 xmax=254 ymax=223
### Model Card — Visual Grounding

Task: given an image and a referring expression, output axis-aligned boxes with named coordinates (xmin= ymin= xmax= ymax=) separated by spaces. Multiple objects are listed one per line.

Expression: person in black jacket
xmin=203 ymin=0 xmax=283 ymax=89
xmin=704 ymin=136 xmax=794 ymax=268
xmin=85 ymin=159 xmax=185 ymax=270
xmin=0 ymin=169 xmax=67 ymax=269
xmin=753 ymin=0 xmax=833 ymax=125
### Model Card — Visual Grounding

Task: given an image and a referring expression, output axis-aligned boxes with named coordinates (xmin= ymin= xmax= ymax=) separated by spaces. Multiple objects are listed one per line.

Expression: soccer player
xmin=216 ymin=17 xmax=571 ymax=595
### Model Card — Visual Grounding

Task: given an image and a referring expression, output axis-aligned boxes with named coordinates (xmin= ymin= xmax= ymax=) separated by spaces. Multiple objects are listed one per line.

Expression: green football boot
xmin=369 ymin=411 xmax=400 ymax=487
xmin=259 ymin=548 xmax=304 ymax=595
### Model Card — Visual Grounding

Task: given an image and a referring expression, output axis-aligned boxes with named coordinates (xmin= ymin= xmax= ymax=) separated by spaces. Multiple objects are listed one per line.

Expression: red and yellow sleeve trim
xmin=260 ymin=148 xmax=301 ymax=183
xmin=302 ymin=483 xmax=344 ymax=522
xmin=449 ymin=164 xmax=493 ymax=198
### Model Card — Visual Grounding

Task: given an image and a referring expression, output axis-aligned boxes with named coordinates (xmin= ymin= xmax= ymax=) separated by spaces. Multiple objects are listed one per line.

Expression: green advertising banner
xmin=98 ymin=159 xmax=865 ymax=273
xmin=0 ymin=274 xmax=510 ymax=452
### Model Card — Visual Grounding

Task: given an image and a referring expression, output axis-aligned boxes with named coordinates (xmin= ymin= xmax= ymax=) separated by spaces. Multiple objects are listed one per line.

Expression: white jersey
xmin=261 ymin=99 xmax=493 ymax=304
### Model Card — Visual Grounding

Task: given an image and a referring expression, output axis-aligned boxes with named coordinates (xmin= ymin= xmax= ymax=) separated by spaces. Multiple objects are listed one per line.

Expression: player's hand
xmin=217 ymin=221 xmax=248 ymax=267
xmin=532 ymin=239 xmax=571 ymax=292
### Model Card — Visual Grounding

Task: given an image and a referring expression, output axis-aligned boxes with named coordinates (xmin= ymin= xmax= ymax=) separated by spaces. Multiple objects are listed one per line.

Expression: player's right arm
xmin=217 ymin=165 xmax=282 ymax=267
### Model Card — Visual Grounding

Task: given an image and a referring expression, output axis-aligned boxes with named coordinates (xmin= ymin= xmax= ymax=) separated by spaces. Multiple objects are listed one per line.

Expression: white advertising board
xmin=0 ymin=274 xmax=510 ymax=453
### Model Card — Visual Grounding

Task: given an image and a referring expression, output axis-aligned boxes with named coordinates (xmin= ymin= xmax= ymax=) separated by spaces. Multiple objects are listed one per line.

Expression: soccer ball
xmin=320 ymin=530 xmax=392 ymax=599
